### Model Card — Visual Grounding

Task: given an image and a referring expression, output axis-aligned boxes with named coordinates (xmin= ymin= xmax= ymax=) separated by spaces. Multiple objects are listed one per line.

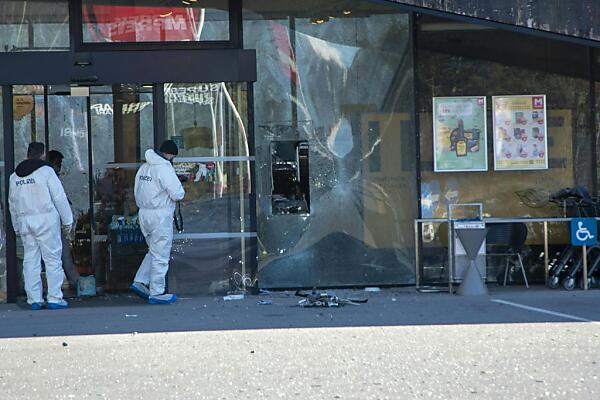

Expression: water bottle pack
xmin=109 ymin=216 xmax=146 ymax=245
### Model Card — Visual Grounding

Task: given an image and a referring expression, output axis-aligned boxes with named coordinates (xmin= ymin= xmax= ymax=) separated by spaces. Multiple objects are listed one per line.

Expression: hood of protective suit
xmin=15 ymin=159 xmax=52 ymax=177
xmin=145 ymin=149 xmax=172 ymax=166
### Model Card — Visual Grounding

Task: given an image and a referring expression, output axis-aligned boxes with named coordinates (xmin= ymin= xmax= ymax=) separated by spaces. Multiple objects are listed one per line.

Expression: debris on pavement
xmin=364 ymin=287 xmax=381 ymax=292
xmin=256 ymin=300 xmax=272 ymax=305
xmin=223 ymin=294 xmax=244 ymax=301
xmin=295 ymin=290 xmax=368 ymax=307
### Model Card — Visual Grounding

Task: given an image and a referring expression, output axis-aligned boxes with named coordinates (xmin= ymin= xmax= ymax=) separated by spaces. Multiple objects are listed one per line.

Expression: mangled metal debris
xmin=295 ymin=290 xmax=368 ymax=307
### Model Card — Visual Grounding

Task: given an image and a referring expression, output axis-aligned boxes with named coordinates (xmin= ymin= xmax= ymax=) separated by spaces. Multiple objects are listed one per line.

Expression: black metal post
xmin=153 ymin=84 xmax=166 ymax=147
xmin=70 ymin=0 xmax=82 ymax=52
xmin=231 ymin=0 xmax=243 ymax=48
xmin=589 ymin=48 xmax=597 ymax=195
xmin=3 ymin=86 xmax=17 ymax=303
xmin=411 ymin=12 xmax=425 ymax=284
xmin=44 ymin=86 xmax=50 ymax=147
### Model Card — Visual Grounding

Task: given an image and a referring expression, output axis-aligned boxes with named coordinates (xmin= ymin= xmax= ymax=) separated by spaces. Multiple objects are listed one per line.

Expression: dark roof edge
xmin=369 ymin=0 xmax=600 ymax=49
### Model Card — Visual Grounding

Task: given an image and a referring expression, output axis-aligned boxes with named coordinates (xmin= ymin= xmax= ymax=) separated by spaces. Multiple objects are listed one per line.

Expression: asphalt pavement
xmin=0 ymin=286 xmax=599 ymax=399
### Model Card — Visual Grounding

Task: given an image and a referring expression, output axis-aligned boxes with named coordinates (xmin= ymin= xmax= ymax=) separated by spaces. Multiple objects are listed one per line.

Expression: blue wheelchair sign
xmin=570 ymin=218 xmax=598 ymax=246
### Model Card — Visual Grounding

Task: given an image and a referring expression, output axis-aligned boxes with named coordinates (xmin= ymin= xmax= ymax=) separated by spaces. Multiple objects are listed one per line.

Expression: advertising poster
xmin=433 ymin=96 xmax=488 ymax=172
xmin=493 ymin=95 xmax=548 ymax=170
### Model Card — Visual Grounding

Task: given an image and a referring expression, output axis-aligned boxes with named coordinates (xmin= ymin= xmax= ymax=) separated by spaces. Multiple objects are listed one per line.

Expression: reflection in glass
xmin=418 ymin=41 xmax=592 ymax=220
xmin=12 ymin=85 xmax=47 ymax=297
xmin=174 ymin=161 xmax=251 ymax=233
xmin=165 ymin=81 xmax=253 ymax=294
xmin=82 ymin=0 xmax=230 ymax=43
xmin=0 ymin=1 xmax=69 ymax=51
xmin=12 ymin=86 xmax=45 ymax=163
xmin=165 ymin=82 xmax=249 ymax=157
xmin=416 ymin=15 xmax=597 ymax=285
xmin=244 ymin=1 xmax=416 ymax=288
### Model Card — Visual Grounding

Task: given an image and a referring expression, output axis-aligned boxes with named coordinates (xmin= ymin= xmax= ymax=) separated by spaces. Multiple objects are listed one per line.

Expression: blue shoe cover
xmin=48 ymin=300 xmax=69 ymax=310
xmin=31 ymin=302 xmax=44 ymax=311
xmin=130 ymin=282 xmax=150 ymax=300
xmin=148 ymin=294 xmax=177 ymax=305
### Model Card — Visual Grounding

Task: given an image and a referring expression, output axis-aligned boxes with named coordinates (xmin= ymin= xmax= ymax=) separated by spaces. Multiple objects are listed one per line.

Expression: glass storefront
xmin=4 ymin=80 xmax=253 ymax=301
xmin=418 ymin=16 xmax=593 ymax=219
xmin=3 ymin=1 xmax=600 ymax=303
xmin=244 ymin=0 xmax=417 ymax=288
xmin=9 ymin=85 xmax=154 ymax=294
xmin=82 ymin=0 xmax=230 ymax=43
xmin=416 ymin=15 xmax=599 ymax=285
xmin=0 ymin=1 xmax=69 ymax=51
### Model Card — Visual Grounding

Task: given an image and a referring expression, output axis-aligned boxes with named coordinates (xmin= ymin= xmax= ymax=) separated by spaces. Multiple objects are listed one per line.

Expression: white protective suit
xmin=9 ymin=159 xmax=73 ymax=305
xmin=133 ymin=149 xmax=185 ymax=296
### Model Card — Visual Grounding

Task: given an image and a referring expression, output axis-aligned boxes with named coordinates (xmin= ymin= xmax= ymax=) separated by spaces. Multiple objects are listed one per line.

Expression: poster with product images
xmin=493 ymin=95 xmax=548 ymax=170
xmin=433 ymin=96 xmax=488 ymax=172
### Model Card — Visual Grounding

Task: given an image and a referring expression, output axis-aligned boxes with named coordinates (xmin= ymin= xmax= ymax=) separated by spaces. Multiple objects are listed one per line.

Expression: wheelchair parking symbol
xmin=571 ymin=218 xmax=598 ymax=246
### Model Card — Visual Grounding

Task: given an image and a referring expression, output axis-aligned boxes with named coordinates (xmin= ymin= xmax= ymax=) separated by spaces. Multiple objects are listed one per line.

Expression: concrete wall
xmin=391 ymin=0 xmax=600 ymax=42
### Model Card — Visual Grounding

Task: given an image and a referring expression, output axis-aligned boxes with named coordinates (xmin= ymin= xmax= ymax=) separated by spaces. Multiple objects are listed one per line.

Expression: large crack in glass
xmin=245 ymin=7 xmax=417 ymax=288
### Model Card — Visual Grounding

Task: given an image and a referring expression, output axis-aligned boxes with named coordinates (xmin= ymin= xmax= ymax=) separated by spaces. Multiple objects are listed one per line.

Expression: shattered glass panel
xmin=0 ymin=1 xmax=69 ymax=52
xmin=244 ymin=1 xmax=417 ymax=288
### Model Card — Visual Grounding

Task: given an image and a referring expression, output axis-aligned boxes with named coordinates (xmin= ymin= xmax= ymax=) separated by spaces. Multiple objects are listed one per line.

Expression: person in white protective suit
xmin=130 ymin=140 xmax=185 ymax=304
xmin=9 ymin=142 xmax=73 ymax=310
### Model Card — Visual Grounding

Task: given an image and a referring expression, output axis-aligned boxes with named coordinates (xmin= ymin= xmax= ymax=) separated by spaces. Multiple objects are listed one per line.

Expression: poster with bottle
xmin=433 ymin=96 xmax=488 ymax=172
xmin=492 ymin=95 xmax=548 ymax=170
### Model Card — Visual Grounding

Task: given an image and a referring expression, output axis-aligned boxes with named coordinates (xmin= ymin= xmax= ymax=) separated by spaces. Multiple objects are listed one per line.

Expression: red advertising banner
xmin=83 ymin=6 xmax=199 ymax=42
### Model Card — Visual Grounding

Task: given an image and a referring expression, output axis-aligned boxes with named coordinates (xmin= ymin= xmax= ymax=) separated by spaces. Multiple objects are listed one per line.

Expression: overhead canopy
xmin=389 ymin=0 xmax=600 ymax=44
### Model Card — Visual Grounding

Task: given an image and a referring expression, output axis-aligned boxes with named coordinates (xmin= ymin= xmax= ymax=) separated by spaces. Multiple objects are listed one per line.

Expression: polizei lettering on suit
xmin=15 ymin=178 xmax=35 ymax=186
xmin=139 ymin=175 xmax=153 ymax=182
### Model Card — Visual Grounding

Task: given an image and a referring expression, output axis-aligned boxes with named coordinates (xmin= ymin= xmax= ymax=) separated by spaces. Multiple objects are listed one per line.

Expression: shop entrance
xmin=7 ymin=81 xmax=255 ymax=299
xmin=12 ymin=84 xmax=155 ymax=295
